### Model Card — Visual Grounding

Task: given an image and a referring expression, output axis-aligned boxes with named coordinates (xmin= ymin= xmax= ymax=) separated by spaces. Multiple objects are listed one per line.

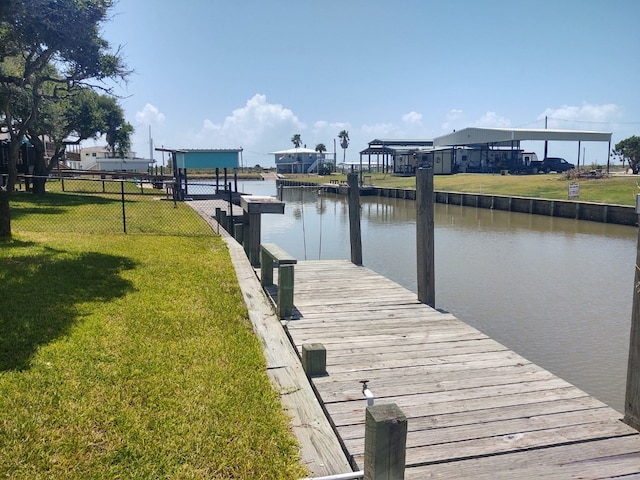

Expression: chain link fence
xmin=11 ymin=175 xmax=216 ymax=236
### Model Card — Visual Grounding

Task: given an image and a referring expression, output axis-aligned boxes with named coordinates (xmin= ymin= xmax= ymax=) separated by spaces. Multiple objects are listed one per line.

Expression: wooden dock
xmin=284 ymin=259 xmax=640 ymax=479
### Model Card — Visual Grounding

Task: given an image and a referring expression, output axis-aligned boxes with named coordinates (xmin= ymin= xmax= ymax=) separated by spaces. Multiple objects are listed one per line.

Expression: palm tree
xmin=315 ymin=143 xmax=328 ymax=174
xmin=291 ymin=134 xmax=302 ymax=149
xmin=338 ymin=130 xmax=349 ymax=163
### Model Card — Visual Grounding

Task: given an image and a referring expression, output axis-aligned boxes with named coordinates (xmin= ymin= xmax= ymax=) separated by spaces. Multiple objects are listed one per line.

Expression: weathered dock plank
xmin=284 ymin=259 xmax=640 ymax=477
xmin=219 ymin=240 xmax=352 ymax=476
xmin=405 ymin=436 xmax=640 ymax=479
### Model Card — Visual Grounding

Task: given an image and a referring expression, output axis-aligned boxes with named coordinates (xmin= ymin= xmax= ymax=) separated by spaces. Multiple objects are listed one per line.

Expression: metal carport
xmin=433 ymin=127 xmax=613 ymax=171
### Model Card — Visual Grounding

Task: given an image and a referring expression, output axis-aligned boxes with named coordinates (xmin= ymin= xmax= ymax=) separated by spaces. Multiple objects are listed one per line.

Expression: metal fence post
xmin=120 ymin=180 xmax=127 ymax=234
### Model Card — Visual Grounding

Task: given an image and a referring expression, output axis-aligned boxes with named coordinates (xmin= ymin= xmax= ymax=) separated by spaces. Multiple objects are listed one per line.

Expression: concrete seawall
xmin=277 ymin=179 xmax=638 ymax=227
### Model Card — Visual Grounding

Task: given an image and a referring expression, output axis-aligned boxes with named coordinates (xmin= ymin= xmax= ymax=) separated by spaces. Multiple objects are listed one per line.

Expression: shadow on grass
xmin=0 ymin=239 xmax=137 ymax=371
xmin=10 ymin=191 xmax=123 ymax=221
xmin=11 ymin=190 xmax=122 ymax=206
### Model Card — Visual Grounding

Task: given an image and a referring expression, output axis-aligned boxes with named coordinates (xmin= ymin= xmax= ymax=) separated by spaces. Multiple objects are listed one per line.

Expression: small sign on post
xmin=568 ymin=182 xmax=580 ymax=199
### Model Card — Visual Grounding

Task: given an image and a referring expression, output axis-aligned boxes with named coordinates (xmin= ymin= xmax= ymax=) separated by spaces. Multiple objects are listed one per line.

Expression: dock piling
xmin=624 ymin=195 xmax=640 ymax=431
xmin=364 ymin=403 xmax=407 ymax=480
xmin=347 ymin=172 xmax=363 ymax=266
xmin=416 ymin=166 xmax=435 ymax=307
xmin=302 ymin=343 xmax=326 ymax=376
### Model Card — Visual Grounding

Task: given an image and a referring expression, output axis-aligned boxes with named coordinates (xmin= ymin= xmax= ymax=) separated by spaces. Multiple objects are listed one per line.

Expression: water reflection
xmin=235 ymin=180 xmax=635 ymax=413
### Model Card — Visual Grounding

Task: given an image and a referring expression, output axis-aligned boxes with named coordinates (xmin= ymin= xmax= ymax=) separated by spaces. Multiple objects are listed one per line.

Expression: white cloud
xmin=361 ymin=122 xmax=398 ymax=138
xmin=135 ymin=103 xmax=165 ymax=125
xmin=312 ymin=120 xmax=352 ymax=138
xmin=194 ymin=94 xmax=305 ymax=152
xmin=402 ymin=111 xmax=423 ymax=124
xmin=441 ymin=109 xmax=464 ymax=132
xmin=538 ymin=103 xmax=622 ymax=129
xmin=474 ymin=111 xmax=512 ymax=128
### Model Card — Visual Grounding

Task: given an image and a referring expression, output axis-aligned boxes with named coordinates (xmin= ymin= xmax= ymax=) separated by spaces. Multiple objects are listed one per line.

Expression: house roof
xmin=360 ymin=146 xmax=397 ymax=155
xmin=360 ymin=139 xmax=435 ymax=156
xmin=155 ymin=147 xmax=242 ymax=153
xmin=271 ymin=148 xmax=318 ymax=155
xmin=433 ymin=127 xmax=612 ymax=147
xmin=368 ymin=139 xmax=434 ymax=147
xmin=182 ymin=148 xmax=243 ymax=153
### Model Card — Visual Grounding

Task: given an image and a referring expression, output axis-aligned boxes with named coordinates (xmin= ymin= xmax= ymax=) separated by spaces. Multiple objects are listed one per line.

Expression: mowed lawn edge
xmin=0 ymin=197 xmax=308 ymax=479
xmin=286 ymin=171 xmax=640 ymax=206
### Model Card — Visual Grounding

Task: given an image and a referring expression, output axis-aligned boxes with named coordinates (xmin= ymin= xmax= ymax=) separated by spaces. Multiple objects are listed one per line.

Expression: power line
xmin=546 ymin=117 xmax=640 ymax=125
xmin=514 ymin=119 xmax=545 ymax=128
xmin=242 ymin=149 xmax=271 ymax=156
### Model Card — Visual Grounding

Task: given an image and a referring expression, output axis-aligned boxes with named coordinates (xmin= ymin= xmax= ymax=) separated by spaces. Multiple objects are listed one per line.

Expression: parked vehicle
xmin=531 ymin=157 xmax=575 ymax=173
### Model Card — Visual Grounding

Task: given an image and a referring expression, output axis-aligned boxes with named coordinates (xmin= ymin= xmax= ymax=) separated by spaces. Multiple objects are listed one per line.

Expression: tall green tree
xmin=104 ymin=110 xmax=133 ymax=158
xmin=27 ymin=88 xmax=133 ymax=194
xmin=0 ymin=0 xmax=128 ymax=237
xmin=291 ymin=134 xmax=302 ymax=149
xmin=338 ymin=130 xmax=349 ymax=163
xmin=315 ymin=143 xmax=330 ymax=175
xmin=612 ymin=136 xmax=640 ymax=174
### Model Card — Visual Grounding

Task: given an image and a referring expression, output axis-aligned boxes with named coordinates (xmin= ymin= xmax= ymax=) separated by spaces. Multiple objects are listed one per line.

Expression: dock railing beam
xmin=624 ymin=194 xmax=640 ymax=431
xmin=416 ymin=165 xmax=435 ymax=307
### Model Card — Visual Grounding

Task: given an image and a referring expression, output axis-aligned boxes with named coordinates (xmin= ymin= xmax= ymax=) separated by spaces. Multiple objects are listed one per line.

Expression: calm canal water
xmin=229 ymin=180 xmax=636 ymax=414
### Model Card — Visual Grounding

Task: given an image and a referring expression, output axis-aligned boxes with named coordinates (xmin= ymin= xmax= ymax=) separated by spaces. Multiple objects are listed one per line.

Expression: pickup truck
xmin=531 ymin=157 xmax=575 ymax=173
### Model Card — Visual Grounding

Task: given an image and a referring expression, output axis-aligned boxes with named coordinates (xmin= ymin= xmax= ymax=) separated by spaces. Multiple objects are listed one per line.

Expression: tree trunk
xmin=30 ymin=136 xmax=47 ymax=195
xmin=0 ymin=189 xmax=11 ymax=238
xmin=0 ymin=139 xmax=21 ymax=237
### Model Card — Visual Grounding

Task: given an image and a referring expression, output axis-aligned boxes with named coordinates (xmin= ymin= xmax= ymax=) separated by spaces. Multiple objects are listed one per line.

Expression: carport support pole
xmin=416 ymin=166 xmax=435 ymax=307
xmin=577 ymin=141 xmax=581 ymax=169
xmin=624 ymin=194 xmax=640 ymax=431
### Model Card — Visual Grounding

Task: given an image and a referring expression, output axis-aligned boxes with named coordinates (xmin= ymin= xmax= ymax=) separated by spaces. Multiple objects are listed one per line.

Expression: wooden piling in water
xmin=416 ymin=166 xmax=435 ymax=307
xmin=625 ymin=196 xmax=640 ymax=431
xmin=348 ymin=172 xmax=363 ymax=266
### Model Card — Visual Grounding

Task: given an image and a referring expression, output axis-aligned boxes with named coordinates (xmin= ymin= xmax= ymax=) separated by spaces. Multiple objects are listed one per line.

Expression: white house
xmin=270 ymin=148 xmax=336 ymax=174
xmin=74 ymin=145 xmax=152 ymax=172
xmin=271 ymin=147 xmax=321 ymax=174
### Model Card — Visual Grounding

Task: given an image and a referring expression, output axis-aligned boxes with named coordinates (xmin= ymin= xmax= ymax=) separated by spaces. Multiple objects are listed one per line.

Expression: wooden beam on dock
xmin=222 ymin=240 xmax=352 ymax=477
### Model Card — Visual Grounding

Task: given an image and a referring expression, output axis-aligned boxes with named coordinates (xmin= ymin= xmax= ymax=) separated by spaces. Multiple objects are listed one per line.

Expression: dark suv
xmin=542 ymin=157 xmax=575 ymax=173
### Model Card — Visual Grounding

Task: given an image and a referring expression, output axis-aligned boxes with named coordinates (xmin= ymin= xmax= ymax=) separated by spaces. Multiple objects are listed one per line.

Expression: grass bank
xmin=0 ymin=194 xmax=307 ymax=479
xmin=286 ymin=172 xmax=640 ymax=206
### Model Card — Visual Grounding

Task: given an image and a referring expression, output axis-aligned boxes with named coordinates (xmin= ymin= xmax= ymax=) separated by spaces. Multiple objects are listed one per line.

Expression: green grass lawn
xmin=0 ymin=195 xmax=307 ymax=479
xmin=288 ymin=171 xmax=640 ymax=206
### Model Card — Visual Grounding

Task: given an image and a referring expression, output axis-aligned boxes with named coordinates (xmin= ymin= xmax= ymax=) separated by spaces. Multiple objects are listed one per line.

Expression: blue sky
xmin=100 ymin=0 xmax=640 ymax=167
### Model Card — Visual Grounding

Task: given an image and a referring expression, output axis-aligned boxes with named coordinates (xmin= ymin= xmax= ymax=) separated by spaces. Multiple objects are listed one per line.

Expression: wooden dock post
xmin=240 ymin=196 xmax=285 ymax=267
xmin=277 ymin=264 xmax=295 ymax=319
xmin=416 ymin=166 xmax=435 ymax=307
xmin=301 ymin=343 xmax=326 ymax=376
xmin=624 ymin=195 xmax=640 ymax=431
xmin=220 ymin=210 xmax=228 ymax=231
xmin=233 ymin=222 xmax=243 ymax=242
xmin=347 ymin=172 xmax=363 ymax=266
xmin=364 ymin=403 xmax=407 ymax=480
